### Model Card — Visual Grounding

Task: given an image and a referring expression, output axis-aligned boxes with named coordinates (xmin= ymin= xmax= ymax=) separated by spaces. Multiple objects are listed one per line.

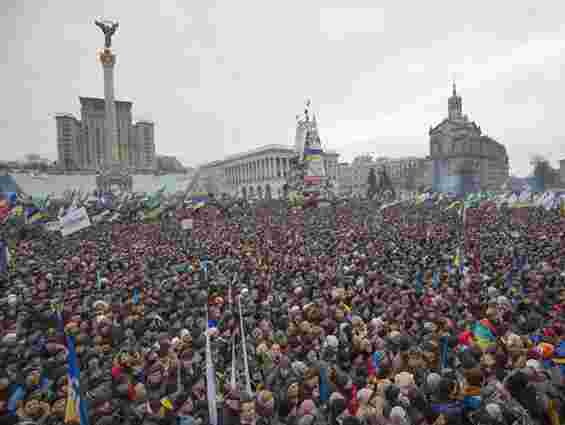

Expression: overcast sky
xmin=2 ymin=1 xmax=565 ymax=176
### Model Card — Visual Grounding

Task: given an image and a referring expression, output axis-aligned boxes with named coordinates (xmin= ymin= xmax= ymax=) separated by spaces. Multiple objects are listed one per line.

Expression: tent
xmin=0 ymin=175 xmax=18 ymax=193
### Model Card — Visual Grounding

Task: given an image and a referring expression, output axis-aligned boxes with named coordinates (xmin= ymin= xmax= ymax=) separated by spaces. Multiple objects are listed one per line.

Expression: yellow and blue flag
xmin=65 ymin=335 xmax=89 ymax=424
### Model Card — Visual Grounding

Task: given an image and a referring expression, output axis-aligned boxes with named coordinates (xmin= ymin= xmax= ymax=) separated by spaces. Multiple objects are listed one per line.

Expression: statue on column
xmin=95 ymin=19 xmax=119 ymax=48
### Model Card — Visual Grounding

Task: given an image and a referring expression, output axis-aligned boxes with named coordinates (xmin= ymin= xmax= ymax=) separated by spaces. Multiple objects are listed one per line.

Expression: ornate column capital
xmin=98 ymin=48 xmax=116 ymax=66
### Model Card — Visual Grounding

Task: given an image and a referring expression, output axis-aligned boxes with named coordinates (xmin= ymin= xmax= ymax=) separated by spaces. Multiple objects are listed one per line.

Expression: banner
xmin=60 ymin=207 xmax=91 ymax=237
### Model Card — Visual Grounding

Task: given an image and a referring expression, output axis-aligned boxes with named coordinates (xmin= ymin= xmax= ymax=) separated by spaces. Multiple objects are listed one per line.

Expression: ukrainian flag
xmin=304 ymin=154 xmax=322 ymax=162
xmin=65 ymin=335 xmax=89 ymax=424
xmin=472 ymin=320 xmax=496 ymax=350
xmin=190 ymin=191 xmax=210 ymax=204
xmin=560 ymin=198 xmax=565 ymax=218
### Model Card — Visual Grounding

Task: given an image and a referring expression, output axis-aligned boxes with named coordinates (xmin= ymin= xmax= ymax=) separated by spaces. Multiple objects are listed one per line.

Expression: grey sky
xmin=2 ymin=1 xmax=565 ymax=176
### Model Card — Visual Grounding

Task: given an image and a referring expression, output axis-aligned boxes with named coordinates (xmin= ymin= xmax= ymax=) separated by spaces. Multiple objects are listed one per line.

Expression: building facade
xmin=133 ymin=121 xmax=156 ymax=170
xmin=157 ymin=155 xmax=185 ymax=173
xmin=55 ymin=114 xmax=82 ymax=170
xmin=195 ymin=144 xmax=339 ymax=199
xmin=337 ymin=155 xmax=374 ymax=196
xmin=560 ymin=159 xmax=565 ymax=186
xmin=55 ymin=97 xmax=156 ymax=172
xmin=429 ymin=84 xmax=509 ymax=192
xmin=337 ymin=155 xmax=432 ymax=197
xmin=337 ymin=162 xmax=354 ymax=196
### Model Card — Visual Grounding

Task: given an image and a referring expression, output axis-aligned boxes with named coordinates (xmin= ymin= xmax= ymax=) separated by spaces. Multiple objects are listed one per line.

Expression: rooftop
xmin=79 ymin=96 xmax=133 ymax=105
xmin=54 ymin=113 xmax=79 ymax=120
xmin=201 ymin=143 xmax=338 ymax=168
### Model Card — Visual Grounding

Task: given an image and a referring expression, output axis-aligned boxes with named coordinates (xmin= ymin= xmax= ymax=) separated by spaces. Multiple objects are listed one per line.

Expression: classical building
xmin=194 ymin=102 xmax=339 ymax=199
xmin=429 ymin=84 xmax=509 ymax=192
xmin=560 ymin=159 xmax=565 ymax=186
xmin=54 ymin=97 xmax=156 ymax=172
xmin=195 ymin=144 xmax=339 ymax=199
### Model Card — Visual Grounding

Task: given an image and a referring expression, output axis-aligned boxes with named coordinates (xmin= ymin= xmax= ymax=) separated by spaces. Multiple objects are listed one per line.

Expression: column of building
xmin=225 ymin=155 xmax=297 ymax=198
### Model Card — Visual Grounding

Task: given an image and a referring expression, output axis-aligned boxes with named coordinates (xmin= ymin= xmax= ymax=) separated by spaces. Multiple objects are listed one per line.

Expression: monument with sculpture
xmin=94 ymin=19 xmax=133 ymax=193
xmin=284 ymin=100 xmax=335 ymax=203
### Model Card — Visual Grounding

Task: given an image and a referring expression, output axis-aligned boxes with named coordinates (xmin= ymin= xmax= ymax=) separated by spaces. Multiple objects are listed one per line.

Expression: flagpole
xmin=205 ymin=305 xmax=218 ymax=425
xmin=238 ymin=293 xmax=252 ymax=395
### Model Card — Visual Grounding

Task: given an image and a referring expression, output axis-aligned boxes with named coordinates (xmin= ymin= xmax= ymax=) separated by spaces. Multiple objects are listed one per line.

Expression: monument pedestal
xmin=96 ymin=172 xmax=132 ymax=193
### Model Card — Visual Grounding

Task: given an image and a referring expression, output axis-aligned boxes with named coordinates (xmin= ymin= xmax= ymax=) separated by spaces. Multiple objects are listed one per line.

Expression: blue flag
xmin=133 ymin=288 xmax=140 ymax=305
xmin=0 ymin=240 xmax=7 ymax=273
xmin=7 ymin=385 xmax=26 ymax=414
xmin=432 ymin=271 xmax=440 ymax=289
xmin=372 ymin=351 xmax=384 ymax=370
xmin=505 ymin=271 xmax=513 ymax=289
xmin=319 ymin=365 xmax=329 ymax=402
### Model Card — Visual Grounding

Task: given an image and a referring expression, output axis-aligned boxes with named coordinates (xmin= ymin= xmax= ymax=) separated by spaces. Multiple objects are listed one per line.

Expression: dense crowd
xmin=0 ymin=194 xmax=564 ymax=425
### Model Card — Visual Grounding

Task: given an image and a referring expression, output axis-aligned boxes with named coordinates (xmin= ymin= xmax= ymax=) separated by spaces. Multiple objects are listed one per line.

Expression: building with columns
xmin=195 ymin=144 xmax=339 ymax=199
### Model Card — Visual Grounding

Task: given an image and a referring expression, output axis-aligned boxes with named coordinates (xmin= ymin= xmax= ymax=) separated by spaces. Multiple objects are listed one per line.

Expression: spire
xmin=448 ymin=82 xmax=462 ymax=120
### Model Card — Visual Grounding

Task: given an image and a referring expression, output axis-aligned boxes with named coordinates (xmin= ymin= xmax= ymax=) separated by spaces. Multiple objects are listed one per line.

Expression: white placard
xmin=181 ymin=218 xmax=193 ymax=230
xmin=44 ymin=221 xmax=61 ymax=232
xmin=60 ymin=207 xmax=91 ymax=237
xmin=92 ymin=210 xmax=111 ymax=223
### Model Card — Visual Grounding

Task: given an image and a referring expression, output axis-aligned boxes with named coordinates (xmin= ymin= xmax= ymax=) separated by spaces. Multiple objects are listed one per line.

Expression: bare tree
xmin=529 ymin=155 xmax=556 ymax=191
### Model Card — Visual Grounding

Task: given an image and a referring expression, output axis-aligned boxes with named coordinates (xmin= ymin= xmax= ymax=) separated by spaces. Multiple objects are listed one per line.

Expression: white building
xmin=195 ymin=144 xmax=339 ymax=199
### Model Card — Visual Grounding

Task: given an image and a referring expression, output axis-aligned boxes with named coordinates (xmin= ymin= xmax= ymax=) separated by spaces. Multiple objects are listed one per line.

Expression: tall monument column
xmin=95 ymin=19 xmax=120 ymax=172
xmin=94 ymin=19 xmax=132 ymax=191
xmin=99 ymin=49 xmax=118 ymax=169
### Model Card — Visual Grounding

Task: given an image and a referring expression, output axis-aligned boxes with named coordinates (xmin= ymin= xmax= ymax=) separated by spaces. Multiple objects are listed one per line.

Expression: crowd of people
xmin=0 ymin=192 xmax=564 ymax=425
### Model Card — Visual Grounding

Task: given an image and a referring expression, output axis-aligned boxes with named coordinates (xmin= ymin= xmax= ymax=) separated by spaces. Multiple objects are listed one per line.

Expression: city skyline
xmin=2 ymin=1 xmax=565 ymax=177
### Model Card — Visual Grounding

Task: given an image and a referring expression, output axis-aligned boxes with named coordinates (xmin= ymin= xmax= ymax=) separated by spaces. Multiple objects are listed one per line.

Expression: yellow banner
xmin=112 ymin=144 xmax=128 ymax=161
xmin=112 ymin=145 xmax=119 ymax=161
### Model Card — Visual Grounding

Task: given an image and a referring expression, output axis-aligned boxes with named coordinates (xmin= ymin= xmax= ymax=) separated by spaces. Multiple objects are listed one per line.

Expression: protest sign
xmin=60 ymin=207 xmax=91 ymax=237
